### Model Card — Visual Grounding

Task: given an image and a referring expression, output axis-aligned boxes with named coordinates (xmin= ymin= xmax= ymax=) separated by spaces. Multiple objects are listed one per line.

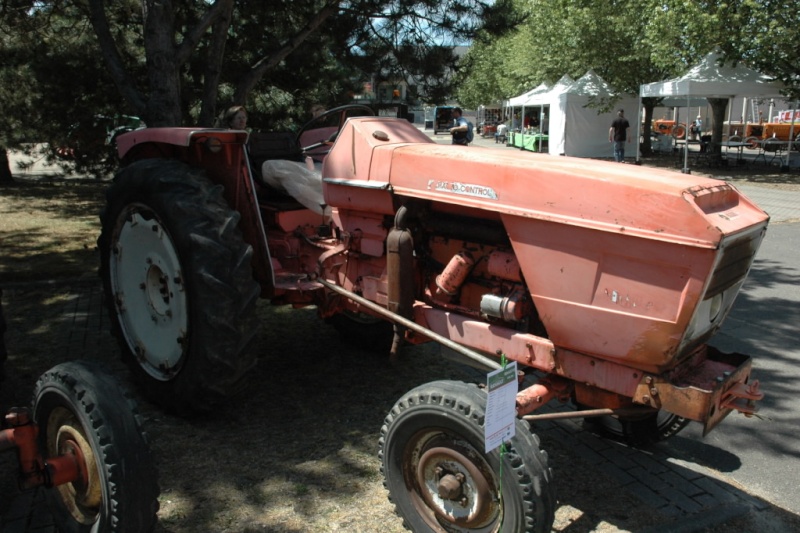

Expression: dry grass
xmin=0 ymin=177 xmax=105 ymax=283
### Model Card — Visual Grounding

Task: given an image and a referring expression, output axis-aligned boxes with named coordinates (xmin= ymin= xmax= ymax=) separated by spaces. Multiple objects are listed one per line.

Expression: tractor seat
xmin=260 ymin=159 xmax=328 ymax=216
xmin=247 ymin=131 xmax=328 ymax=216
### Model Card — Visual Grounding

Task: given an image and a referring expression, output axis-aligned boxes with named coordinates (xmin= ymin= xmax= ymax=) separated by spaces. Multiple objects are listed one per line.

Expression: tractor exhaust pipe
xmin=387 ymin=206 xmax=415 ymax=360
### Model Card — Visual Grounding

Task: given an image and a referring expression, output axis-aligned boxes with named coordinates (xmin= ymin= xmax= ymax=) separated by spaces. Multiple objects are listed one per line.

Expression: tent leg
xmin=682 ymin=94 xmax=691 ymax=174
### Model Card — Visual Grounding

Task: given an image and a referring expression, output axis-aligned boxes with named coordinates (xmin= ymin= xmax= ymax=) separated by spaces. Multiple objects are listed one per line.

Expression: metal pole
xmin=785 ymin=100 xmax=798 ymax=168
xmin=682 ymin=94 xmax=690 ymax=173
xmin=521 ymin=406 xmax=653 ymax=422
xmin=635 ymin=97 xmax=642 ymax=163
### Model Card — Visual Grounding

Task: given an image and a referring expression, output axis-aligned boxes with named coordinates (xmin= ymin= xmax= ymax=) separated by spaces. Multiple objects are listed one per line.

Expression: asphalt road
xmin=677 ymin=220 xmax=800 ymax=515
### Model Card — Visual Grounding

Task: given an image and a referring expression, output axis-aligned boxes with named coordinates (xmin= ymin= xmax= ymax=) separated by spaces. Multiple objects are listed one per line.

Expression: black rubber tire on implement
xmin=98 ymin=159 xmax=261 ymax=414
xmin=380 ymin=380 xmax=556 ymax=533
xmin=583 ymin=408 xmax=690 ymax=446
xmin=32 ymin=360 xmax=159 ymax=533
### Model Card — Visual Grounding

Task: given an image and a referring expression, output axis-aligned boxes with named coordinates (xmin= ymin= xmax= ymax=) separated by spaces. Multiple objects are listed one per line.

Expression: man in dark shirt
xmin=608 ymin=109 xmax=631 ymax=162
xmin=449 ymin=107 xmax=471 ymax=145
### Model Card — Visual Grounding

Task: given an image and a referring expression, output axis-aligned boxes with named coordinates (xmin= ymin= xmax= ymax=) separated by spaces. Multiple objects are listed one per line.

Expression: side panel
xmin=503 ymin=214 xmax=714 ymax=371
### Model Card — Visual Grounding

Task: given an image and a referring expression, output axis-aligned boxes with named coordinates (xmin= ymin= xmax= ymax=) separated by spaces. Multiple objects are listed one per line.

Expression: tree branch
xmin=86 ymin=0 xmax=147 ymax=116
xmin=199 ymin=0 xmax=235 ymax=125
xmin=233 ymin=2 xmax=340 ymax=103
xmin=175 ymin=0 xmax=232 ymax=65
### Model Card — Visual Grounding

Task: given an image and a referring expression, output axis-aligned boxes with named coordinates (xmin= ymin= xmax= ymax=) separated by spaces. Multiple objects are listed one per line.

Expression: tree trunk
xmin=199 ymin=0 xmax=235 ymax=127
xmin=0 ymin=148 xmax=14 ymax=184
xmin=708 ymin=97 xmax=729 ymax=155
xmin=142 ymin=0 xmax=182 ymax=126
xmin=639 ymin=99 xmax=658 ymax=157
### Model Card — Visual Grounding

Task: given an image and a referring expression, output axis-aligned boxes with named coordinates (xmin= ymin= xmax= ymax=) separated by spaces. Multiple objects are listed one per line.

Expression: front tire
xmin=32 ymin=361 xmax=159 ymax=533
xmin=98 ymin=159 xmax=261 ymax=414
xmin=380 ymin=380 xmax=556 ymax=532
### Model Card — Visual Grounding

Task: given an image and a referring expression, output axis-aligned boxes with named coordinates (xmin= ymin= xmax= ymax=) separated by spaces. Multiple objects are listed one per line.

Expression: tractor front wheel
xmin=99 ymin=159 xmax=261 ymax=414
xmin=380 ymin=380 xmax=556 ymax=532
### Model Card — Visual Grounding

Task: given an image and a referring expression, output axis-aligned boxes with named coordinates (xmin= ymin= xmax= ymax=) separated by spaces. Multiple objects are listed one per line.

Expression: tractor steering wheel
xmin=296 ymin=104 xmax=376 ymax=158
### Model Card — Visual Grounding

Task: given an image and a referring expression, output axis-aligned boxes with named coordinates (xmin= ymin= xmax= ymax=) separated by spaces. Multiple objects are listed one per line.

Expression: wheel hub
xmin=145 ymin=263 xmax=172 ymax=314
xmin=49 ymin=408 xmax=101 ymax=525
xmin=415 ymin=446 xmax=496 ymax=528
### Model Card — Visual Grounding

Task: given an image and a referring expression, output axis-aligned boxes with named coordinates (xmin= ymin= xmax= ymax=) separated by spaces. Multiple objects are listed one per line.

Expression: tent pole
xmin=635 ymin=99 xmax=642 ymax=163
xmin=784 ymin=101 xmax=797 ymax=169
xmin=682 ymin=94 xmax=690 ymax=173
xmin=539 ymin=105 xmax=545 ymax=153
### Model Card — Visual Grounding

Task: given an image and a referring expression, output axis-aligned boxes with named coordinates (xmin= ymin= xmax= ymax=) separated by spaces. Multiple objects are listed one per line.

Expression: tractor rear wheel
xmin=33 ymin=361 xmax=159 ymax=533
xmin=327 ymin=311 xmax=393 ymax=353
xmin=98 ymin=159 xmax=261 ymax=414
xmin=380 ymin=380 xmax=556 ymax=532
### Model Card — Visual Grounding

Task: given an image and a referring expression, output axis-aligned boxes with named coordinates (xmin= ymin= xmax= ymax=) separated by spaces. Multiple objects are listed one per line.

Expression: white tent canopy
xmin=640 ymin=51 xmax=785 ymax=99
xmin=504 ymin=72 xmax=641 ymax=158
xmin=638 ymin=50 xmax=792 ymax=167
xmin=549 ymin=70 xmax=639 ymax=158
xmin=507 ymin=83 xmax=550 ymax=107
xmin=517 ymin=75 xmax=573 ymax=144
xmin=523 ymin=75 xmax=574 ymax=106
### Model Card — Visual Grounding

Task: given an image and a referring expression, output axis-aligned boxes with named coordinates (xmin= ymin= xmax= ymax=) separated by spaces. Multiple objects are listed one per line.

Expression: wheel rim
xmin=47 ymin=406 xmax=102 ymax=525
xmin=405 ymin=429 xmax=500 ymax=531
xmin=110 ymin=203 xmax=188 ymax=381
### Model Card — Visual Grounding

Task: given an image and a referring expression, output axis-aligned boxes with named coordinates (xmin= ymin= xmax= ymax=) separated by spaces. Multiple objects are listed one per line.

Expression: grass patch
xmin=0 ymin=177 xmax=106 ymax=283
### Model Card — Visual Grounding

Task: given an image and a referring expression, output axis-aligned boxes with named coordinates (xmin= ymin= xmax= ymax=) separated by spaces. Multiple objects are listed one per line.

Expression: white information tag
xmin=484 ymin=362 xmax=518 ymax=453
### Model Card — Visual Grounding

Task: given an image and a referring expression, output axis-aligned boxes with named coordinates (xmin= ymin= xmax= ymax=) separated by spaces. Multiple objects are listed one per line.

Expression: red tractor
xmin=99 ymin=105 xmax=767 ymax=532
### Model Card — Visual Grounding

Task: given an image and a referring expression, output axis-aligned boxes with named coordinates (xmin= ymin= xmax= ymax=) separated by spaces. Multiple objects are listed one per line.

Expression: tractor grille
xmin=705 ymin=231 xmax=762 ymax=298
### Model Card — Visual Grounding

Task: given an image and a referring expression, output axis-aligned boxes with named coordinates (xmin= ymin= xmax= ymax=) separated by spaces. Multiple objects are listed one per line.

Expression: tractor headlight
xmin=709 ymin=293 xmax=723 ymax=322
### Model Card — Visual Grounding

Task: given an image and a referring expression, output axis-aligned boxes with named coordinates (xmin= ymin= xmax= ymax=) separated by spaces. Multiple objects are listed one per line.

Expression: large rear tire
xmin=98 ymin=159 xmax=261 ymax=414
xmin=326 ymin=311 xmax=393 ymax=353
xmin=33 ymin=361 xmax=159 ymax=533
xmin=380 ymin=380 xmax=556 ymax=532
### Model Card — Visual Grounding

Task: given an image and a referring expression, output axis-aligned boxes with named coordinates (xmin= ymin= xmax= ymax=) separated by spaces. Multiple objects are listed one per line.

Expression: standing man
xmin=449 ymin=107 xmax=471 ymax=145
xmin=609 ymin=109 xmax=630 ymax=162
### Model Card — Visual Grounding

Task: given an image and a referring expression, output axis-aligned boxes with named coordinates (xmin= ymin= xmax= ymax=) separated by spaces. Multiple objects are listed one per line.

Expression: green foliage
xmin=2 ymin=0 xmax=797 ymax=177
xmin=456 ymin=0 xmax=798 ymax=108
xmin=714 ymin=0 xmax=800 ymax=99
xmin=1 ymin=0 xmax=496 ymax=174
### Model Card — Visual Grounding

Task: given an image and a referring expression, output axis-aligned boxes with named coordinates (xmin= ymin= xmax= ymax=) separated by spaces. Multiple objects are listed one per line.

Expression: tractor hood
xmin=323 ymin=117 xmax=769 ymax=248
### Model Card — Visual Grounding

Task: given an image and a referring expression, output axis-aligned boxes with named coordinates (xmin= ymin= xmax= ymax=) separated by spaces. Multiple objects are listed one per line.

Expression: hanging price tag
xmin=484 ymin=361 xmax=518 ymax=453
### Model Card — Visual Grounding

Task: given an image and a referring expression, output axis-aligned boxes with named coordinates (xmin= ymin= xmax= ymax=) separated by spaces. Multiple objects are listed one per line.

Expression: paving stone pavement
xmin=734 ymin=183 xmax=800 ymax=223
xmin=0 ymin=280 xmax=782 ymax=532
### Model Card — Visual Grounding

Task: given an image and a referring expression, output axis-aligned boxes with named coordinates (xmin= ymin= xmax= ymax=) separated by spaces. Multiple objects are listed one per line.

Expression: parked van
xmin=432 ymin=106 xmax=455 ymax=134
